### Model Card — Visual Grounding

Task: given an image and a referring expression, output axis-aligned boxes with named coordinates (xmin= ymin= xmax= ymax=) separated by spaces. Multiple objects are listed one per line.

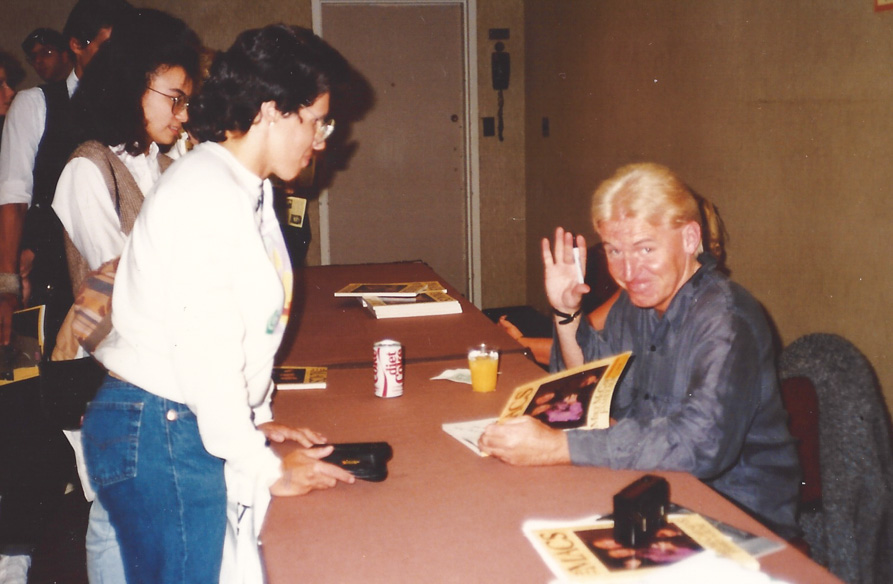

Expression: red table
xmin=262 ymin=353 xmax=841 ymax=583
xmin=280 ymin=261 xmax=526 ymax=367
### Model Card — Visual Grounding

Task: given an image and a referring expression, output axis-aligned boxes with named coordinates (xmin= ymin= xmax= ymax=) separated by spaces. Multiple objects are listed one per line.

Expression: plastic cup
xmin=468 ymin=344 xmax=499 ymax=392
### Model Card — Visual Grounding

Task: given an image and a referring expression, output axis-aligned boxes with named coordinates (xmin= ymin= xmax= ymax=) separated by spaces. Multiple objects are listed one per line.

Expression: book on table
xmin=361 ymin=290 xmax=462 ymax=319
xmin=0 ymin=305 xmax=45 ymax=386
xmin=272 ymin=366 xmax=328 ymax=390
xmin=442 ymin=352 xmax=631 ymax=455
xmin=334 ymin=281 xmax=447 ymax=298
xmin=522 ymin=508 xmax=763 ymax=581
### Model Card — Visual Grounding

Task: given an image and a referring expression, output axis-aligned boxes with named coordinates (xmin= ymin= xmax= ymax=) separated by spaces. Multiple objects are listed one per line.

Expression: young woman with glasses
xmin=49 ymin=8 xmax=202 ymax=583
xmin=81 ymin=24 xmax=352 ymax=583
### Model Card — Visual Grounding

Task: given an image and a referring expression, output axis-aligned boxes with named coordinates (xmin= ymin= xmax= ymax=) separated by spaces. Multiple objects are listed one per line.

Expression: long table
xmin=262 ymin=262 xmax=841 ymax=583
xmin=280 ymin=261 xmax=525 ymax=367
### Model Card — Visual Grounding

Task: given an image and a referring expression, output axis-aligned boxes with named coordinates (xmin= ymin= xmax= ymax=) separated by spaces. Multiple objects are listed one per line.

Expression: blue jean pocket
xmin=83 ymin=401 xmax=143 ymax=488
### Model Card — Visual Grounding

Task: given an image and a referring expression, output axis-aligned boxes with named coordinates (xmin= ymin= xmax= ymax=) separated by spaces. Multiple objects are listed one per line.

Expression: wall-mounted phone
xmin=491 ymin=41 xmax=509 ymax=141
xmin=492 ymin=42 xmax=510 ymax=90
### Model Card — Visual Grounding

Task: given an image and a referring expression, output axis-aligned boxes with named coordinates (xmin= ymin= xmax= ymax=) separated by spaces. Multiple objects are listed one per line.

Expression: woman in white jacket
xmin=83 ymin=24 xmax=354 ymax=584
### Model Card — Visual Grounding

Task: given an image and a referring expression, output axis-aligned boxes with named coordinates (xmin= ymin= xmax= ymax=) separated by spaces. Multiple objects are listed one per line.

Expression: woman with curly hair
xmin=50 ymin=8 xmax=202 ymax=582
xmin=82 ymin=24 xmax=354 ymax=583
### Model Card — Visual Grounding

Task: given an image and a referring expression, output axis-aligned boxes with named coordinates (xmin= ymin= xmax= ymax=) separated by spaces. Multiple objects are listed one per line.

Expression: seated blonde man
xmin=480 ymin=163 xmax=800 ymax=538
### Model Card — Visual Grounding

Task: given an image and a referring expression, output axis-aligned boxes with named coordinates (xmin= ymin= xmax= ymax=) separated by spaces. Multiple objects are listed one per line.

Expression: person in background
xmin=0 ymin=0 xmax=133 ymax=351
xmin=21 ymin=28 xmax=73 ymax=84
xmin=0 ymin=51 xmax=27 ymax=582
xmin=51 ymin=9 xmax=202 ymax=582
xmin=0 ymin=2 xmax=133 ymax=581
xmin=84 ymin=24 xmax=354 ymax=583
xmin=0 ymin=51 xmax=26 ymax=144
xmin=480 ymin=163 xmax=800 ymax=539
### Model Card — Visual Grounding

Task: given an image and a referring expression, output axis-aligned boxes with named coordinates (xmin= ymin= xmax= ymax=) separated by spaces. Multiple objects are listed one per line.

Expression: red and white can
xmin=373 ymin=340 xmax=404 ymax=398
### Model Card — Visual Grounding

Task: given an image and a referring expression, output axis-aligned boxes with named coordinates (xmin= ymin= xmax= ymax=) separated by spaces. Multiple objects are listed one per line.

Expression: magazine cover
xmin=334 ymin=281 xmax=445 ymax=297
xmin=442 ymin=352 xmax=631 ymax=456
xmin=0 ymin=305 xmax=45 ymax=386
xmin=523 ymin=512 xmax=757 ymax=581
xmin=498 ymin=352 xmax=631 ymax=430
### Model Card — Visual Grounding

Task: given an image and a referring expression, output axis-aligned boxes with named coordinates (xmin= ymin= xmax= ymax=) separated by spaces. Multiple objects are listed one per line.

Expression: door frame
xmin=311 ymin=0 xmax=482 ymax=306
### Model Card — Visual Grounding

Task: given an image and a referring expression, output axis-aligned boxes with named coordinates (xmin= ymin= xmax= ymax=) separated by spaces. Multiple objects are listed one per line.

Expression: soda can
xmin=373 ymin=340 xmax=404 ymax=398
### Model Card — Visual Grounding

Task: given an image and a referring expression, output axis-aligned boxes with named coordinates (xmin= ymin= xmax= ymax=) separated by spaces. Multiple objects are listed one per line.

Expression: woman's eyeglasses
xmin=147 ymin=86 xmax=189 ymax=115
xmin=314 ymin=118 xmax=335 ymax=145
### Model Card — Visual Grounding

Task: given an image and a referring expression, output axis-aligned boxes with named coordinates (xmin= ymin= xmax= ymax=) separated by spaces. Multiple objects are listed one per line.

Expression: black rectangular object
xmin=482 ymin=117 xmax=495 ymax=137
xmin=613 ymin=474 xmax=669 ymax=547
xmin=316 ymin=442 xmax=393 ymax=482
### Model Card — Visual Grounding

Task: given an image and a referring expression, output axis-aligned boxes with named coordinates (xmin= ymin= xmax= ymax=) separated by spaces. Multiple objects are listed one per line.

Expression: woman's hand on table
xmin=259 ymin=421 xmax=327 ymax=447
xmin=270 ymin=446 xmax=356 ymax=496
xmin=479 ymin=416 xmax=571 ymax=466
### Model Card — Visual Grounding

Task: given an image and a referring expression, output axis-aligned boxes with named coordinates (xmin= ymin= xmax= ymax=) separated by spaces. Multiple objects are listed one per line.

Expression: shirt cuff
xmin=226 ymin=445 xmax=283 ymax=505
xmin=566 ymin=428 xmax=610 ymax=467
xmin=0 ymin=182 xmax=32 ymax=206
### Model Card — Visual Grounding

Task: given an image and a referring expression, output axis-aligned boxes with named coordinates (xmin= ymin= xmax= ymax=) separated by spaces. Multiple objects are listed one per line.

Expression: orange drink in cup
xmin=468 ymin=344 xmax=499 ymax=392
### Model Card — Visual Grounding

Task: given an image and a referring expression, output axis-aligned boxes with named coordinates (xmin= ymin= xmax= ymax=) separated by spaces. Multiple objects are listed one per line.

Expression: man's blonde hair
xmin=591 ymin=163 xmax=726 ymax=259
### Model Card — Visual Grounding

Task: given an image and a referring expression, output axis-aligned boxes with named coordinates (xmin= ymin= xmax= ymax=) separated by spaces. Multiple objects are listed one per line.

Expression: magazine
xmin=523 ymin=511 xmax=758 ymax=581
xmin=442 ymin=353 xmax=631 ymax=455
xmin=0 ymin=305 xmax=45 ymax=386
xmin=334 ymin=281 xmax=446 ymax=297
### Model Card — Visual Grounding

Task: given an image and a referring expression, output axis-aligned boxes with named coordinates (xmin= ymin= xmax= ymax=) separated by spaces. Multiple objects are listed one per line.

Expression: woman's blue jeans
xmin=82 ymin=377 xmax=226 ymax=584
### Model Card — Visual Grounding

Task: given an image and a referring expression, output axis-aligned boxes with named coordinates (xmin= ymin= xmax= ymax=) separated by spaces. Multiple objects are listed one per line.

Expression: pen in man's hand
xmin=572 ymin=237 xmax=585 ymax=284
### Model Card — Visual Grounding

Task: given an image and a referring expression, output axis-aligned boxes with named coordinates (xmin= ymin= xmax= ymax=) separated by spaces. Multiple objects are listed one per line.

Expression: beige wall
xmin=477 ymin=0 xmax=527 ymax=309
xmin=1 ymin=0 xmax=527 ymax=310
xmin=10 ymin=0 xmax=887 ymax=411
xmin=525 ymin=1 xmax=893 ymax=412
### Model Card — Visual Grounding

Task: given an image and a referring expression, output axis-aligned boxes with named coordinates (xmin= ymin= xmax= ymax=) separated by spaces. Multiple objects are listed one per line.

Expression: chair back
xmin=779 ymin=375 xmax=822 ymax=509
xmin=779 ymin=333 xmax=893 ymax=584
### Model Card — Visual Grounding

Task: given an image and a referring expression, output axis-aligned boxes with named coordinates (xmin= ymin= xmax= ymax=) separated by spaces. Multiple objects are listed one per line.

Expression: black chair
xmin=779 ymin=333 xmax=893 ymax=584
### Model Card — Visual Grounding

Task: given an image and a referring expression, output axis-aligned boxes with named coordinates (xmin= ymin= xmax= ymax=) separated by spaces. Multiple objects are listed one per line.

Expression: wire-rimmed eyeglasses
xmin=314 ymin=118 xmax=335 ymax=145
xmin=147 ymin=86 xmax=189 ymax=115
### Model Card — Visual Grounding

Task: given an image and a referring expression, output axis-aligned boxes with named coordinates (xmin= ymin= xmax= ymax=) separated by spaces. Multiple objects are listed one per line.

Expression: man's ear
xmin=69 ymin=37 xmax=84 ymax=58
xmin=681 ymin=221 xmax=702 ymax=255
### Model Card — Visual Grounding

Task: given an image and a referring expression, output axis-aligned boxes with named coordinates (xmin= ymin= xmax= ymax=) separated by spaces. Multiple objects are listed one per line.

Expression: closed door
xmin=317 ymin=1 xmax=470 ymax=295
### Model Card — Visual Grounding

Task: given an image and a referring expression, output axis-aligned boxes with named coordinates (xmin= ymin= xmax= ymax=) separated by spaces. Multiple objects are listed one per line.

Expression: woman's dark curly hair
xmin=188 ymin=24 xmax=345 ymax=143
xmin=70 ymin=9 xmax=201 ymax=155
xmin=0 ymin=50 xmax=26 ymax=89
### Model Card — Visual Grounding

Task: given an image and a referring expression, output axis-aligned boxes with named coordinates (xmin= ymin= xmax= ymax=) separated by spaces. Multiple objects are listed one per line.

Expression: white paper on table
xmin=441 ymin=417 xmax=497 ymax=456
xmin=431 ymin=368 xmax=472 ymax=384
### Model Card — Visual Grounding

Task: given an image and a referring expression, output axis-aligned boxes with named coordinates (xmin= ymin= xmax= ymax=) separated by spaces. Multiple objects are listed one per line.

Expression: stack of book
xmin=334 ymin=281 xmax=462 ymax=319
